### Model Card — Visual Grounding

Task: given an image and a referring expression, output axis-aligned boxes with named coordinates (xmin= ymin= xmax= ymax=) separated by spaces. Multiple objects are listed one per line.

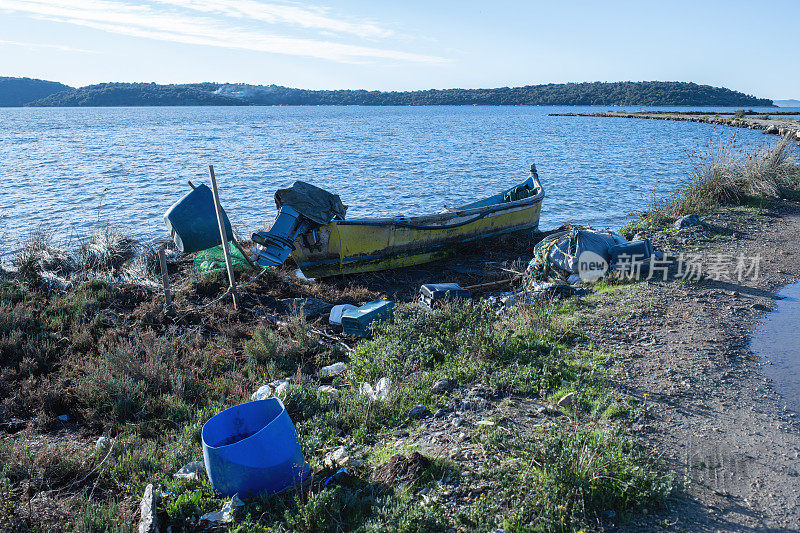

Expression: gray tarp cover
xmin=274 ymin=181 xmax=347 ymax=225
xmin=545 ymin=229 xmax=628 ymax=273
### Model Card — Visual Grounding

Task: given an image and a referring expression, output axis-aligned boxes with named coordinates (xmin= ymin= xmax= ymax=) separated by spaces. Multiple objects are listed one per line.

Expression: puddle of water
xmin=751 ymin=281 xmax=800 ymax=414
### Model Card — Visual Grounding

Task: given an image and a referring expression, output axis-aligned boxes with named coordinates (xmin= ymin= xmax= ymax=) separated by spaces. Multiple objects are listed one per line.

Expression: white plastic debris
xmin=95 ymin=436 xmax=111 ymax=451
xmin=274 ymin=381 xmax=290 ymax=396
xmin=199 ymin=494 xmax=244 ymax=527
xmin=294 ymin=268 xmax=315 ymax=282
xmin=174 ymin=461 xmax=205 ymax=482
xmin=319 ymin=362 xmax=347 ymax=378
xmin=251 ymin=384 xmax=273 ymax=401
xmin=360 ymin=377 xmax=390 ymax=402
xmin=318 ymin=385 xmax=339 ymax=397
xmin=323 ymin=446 xmax=349 ymax=468
xmin=328 ymin=304 xmax=358 ymax=326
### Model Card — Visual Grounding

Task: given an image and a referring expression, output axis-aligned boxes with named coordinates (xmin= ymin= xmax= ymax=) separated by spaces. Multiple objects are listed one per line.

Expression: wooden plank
xmin=208 ymin=165 xmax=240 ymax=310
xmin=158 ymin=246 xmax=174 ymax=314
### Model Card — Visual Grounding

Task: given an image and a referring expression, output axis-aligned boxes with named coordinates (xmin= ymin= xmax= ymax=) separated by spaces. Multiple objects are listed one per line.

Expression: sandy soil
xmin=583 ymin=201 xmax=800 ymax=531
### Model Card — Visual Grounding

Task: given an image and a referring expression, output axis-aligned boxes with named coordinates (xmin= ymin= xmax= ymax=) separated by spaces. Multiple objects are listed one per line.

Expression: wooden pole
xmin=158 ymin=246 xmax=174 ymax=314
xmin=208 ymin=165 xmax=240 ymax=310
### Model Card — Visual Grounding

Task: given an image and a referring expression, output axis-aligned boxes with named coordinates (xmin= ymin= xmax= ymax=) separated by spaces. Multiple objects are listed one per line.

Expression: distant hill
xmin=27 ymin=82 xmax=246 ymax=107
xmin=7 ymin=79 xmax=773 ymax=107
xmin=774 ymin=99 xmax=800 ymax=108
xmin=0 ymin=77 xmax=73 ymax=107
xmin=215 ymin=81 xmax=773 ymax=107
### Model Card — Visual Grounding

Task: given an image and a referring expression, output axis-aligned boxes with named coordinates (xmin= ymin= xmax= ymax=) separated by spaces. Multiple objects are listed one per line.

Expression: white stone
xmin=251 ymin=384 xmax=272 ymax=401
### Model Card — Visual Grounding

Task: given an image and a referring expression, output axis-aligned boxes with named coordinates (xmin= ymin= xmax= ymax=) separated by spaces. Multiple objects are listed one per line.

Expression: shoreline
xmin=550 ymin=110 xmax=800 ymax=140
xmin=2 ymin=169 xmax=800 ymax=529
xmin=586 ymin=201 xmax=800 ymax=530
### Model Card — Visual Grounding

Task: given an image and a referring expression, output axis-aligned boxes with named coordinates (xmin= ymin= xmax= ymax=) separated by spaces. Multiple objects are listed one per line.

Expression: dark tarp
xmin=274 ymin=181 xmax=347 ymax=225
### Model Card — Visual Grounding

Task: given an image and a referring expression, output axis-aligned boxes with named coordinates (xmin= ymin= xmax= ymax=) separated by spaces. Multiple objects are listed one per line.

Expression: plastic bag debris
xmin=318 ymin=385 xmax=339 ymax=396
xmin=175 ymin=461 xmax=205 ymax=482
xmin=251 ymin=384 xmax=273 ymax=401
xmin=198 ymin=493 xmax=244 ymax=527
xmin=360 ymin=377 xmax=390 ymax=402
xmin=319 ymin=362 xmax=346 ymax=378
xmin=329 ymin=304 xmax=358 ymax=326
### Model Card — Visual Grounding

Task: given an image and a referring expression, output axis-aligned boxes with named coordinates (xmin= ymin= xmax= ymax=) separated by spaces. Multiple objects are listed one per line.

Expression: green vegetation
xmin=0 ymin=77 xmax=73 ymax=107
xmin=0 ymin=247 xmax=671 ymax=530
xmin=17 ymin=79 xmax=773 ymax=107
xmin=622 ymin=136 xmax=800 ymax=237
xmin=27 ymin=82 xmax=245 ymax=107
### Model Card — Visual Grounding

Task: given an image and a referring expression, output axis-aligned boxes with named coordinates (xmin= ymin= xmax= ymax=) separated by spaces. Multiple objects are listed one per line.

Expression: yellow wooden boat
xmin=286 ymin=165 xmax=544 ymax=278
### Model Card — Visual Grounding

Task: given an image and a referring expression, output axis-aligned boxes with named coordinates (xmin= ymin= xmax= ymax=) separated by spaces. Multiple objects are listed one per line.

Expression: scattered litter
xmin=556 ymin=392 xmax=575 ymax=407
xmin=95 ymin=436 xmax=111 ymax=451
xmin=419 ymin=283 xmax=471 ymax=311
xmin=360 ymin=377 xmax=390 ymax=402
xmin=194 ymin=243 xmax=250 ymax=275
xmin=251 ymin=384 xmax=273 ymax=401
xmin=319 ymin=362 xmax=347 ymax=378
xmin=274 ymin=381 xmax=290 ymax=396
xmin=175 ymin=461 xmax=206 ymax=482
xmin=329 ymin=304 xmax=358 ymax=325
xmin=475 ymin=420 xmax=495 ymax=426
xmin=609 ymin=239 xmax=654 ymax=272
xmin=323 ymin=467 xmax=351 ymax=487
xmin=318 ymin=385 xmax=339 ymax=397
xmin=202 ymin=398 xmax=311 ymax=497
xmin=58 ymin=414 xmax=69 ymax=422
xmin=323 ymin=446 xmax=350 ymax=468
xmin=198 ymin=494 xmax=244 ymax=527
xmin=293 ymin=268 xmax=315 ymax=282
xmin=341 ymin=300 xmax=394 ymax=337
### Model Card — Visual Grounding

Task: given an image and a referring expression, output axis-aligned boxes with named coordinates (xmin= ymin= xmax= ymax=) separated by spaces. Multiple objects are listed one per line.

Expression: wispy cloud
xmin=151 ymin=0 xmax=394 ymax=39
xmin=0 ymin=38 xmax=98 ymax=53
xmin=0 ymin=0 xmax=446 ymax=63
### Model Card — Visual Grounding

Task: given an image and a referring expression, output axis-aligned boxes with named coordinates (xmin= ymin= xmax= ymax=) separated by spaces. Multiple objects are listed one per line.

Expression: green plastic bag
xmin=194 ymin=243 xmax=250 ymax=274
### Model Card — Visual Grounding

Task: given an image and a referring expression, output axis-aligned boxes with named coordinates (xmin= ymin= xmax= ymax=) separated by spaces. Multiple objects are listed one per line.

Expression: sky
xmin=0 ymin=0 xmax=797 ymax=99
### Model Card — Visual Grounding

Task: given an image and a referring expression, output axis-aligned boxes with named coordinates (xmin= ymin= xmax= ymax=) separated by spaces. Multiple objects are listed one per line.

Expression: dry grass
xmin=635 ymin=135 xmax=799 ymax=228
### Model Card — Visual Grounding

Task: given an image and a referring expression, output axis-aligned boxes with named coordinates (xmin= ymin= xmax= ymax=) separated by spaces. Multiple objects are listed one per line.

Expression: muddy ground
xmin=586 ymin=202 xmax=800 ymax=531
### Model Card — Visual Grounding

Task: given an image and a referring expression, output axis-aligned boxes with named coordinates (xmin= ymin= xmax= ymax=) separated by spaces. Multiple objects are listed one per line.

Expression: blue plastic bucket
xmin=201 ymin=398 xmax=310 ymax=497
xmin=164 ymin=184 xmax=233 ymax=253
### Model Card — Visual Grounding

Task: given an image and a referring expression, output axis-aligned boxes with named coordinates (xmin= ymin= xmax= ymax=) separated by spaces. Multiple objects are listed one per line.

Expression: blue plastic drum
xmin=201 ymin=398 xmax=310 ymax=497
xmin=164 ymin=184 xmax=233 ymax=253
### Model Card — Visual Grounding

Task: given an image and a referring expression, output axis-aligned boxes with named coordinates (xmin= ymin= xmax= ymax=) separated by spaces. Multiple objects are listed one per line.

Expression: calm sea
xmin=0 ymin=105 xmax=794 ymax=252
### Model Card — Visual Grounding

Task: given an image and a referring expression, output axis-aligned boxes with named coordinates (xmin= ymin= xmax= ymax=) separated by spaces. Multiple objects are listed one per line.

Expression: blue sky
xmin=0 ymin=0 xmax=797 ymax=98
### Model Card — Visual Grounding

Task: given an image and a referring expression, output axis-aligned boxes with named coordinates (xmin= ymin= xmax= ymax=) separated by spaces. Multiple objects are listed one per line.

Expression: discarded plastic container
xmin=164 ymin=184 xmax=233 ymax=253
xmin=341 ymin=300 xmax=394 ymax=337
xmin=329 ymin=304 xmax=358 ymax=326
xmin=419 ymin=283 xmax=471 ymax=310
xmin=609 ymin=239 xmax=654 ymax=271
xmin=202 ymin=398 xmax=310 ymax=498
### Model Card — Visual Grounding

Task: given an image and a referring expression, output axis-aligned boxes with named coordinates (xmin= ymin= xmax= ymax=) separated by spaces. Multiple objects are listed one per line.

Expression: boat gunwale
xmin=333 ymin=175 xmax=545 ymax=228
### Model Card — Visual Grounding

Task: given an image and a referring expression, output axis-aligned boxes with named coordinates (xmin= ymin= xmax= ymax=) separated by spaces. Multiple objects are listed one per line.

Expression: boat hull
xmin=291 ymin=198 xmax=542 ymax=278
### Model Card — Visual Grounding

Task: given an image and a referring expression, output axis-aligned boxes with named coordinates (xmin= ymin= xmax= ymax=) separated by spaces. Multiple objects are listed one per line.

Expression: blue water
xmin=751 ymin=281 xmax=800 ymax=415
xmin=0 ymin=105 xmax=795 ymax=251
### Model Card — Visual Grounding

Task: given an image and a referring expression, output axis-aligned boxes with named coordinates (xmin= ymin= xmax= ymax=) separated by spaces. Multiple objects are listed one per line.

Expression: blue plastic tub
xmin=164 ymin=184 xmax=233 ymax=253
xmin=201 ymin=398 xmax=310 ymax=498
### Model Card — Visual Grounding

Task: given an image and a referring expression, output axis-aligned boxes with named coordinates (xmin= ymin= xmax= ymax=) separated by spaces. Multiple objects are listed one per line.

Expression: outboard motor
xmin=251 ymin=206 xmax=313 ymax=267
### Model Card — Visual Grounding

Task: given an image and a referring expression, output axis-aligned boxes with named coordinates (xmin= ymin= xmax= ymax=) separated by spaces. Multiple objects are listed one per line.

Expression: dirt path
xmin=584 ymin=201 xmax=800 ymax=531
